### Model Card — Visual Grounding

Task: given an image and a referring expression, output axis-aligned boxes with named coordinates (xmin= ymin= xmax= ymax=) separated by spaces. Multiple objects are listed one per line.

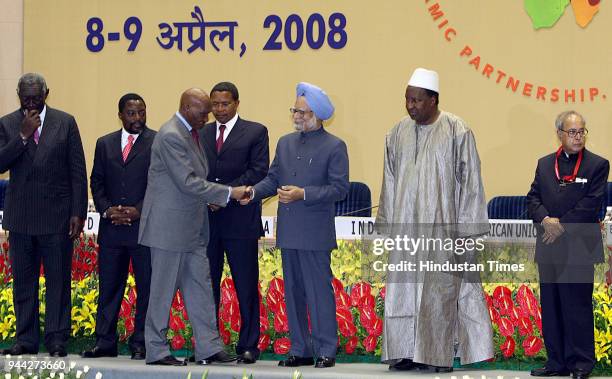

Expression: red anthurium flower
xmin=260 ymin=312 xmax=270 ymax=333
xmin=523 ymin=335 xmax=543 ymax=356
xmin=359 ymin=294 xmax=376 ymax=310
xmin=498 ymin=295 xmax=514 ymax=316
xmin=509 ymin=305 xmax=521 ymax=325
xmin=221 ymin=286 xmax=236 ymax=306
xmin=128 ymin=287 xmax=137 ymax=305
xmin=230 ymin=312 xmax=241 ymax=333
xmin=182 ymin=307 xmax=189 ymax=321
xmin=269 ymin=277 xmax=285 ymax=294
xmin=221 ymin=277 xmax=235 ymax=291
xmin=493 ymin=285 xmax=512 ymax=303
xmin=169 ymin=314 xmax=185 ymax=332
xmin=363 ymin=335 xmax=378 ymax=352
xmin=517 ymin=285 xmax=539 ymax=318
xmin=533 ymin=310 xmax=542 ymax=332
xmin=515 ymin=305 xmax=530 ymax=319
xmin=119 ymin=299 xmax=132 ymax=319
xmin=266 ymin=288 xmax=282 ymax=313
xmin=484 ymin=293 xmax=493 ymax=308
xmin=367 ymin=317 xmax=383 ymax=337
xmin=273 ymin=337 xmax=291 ymax=355
xmin=518 ymin=317 xmax=533 ymax=336
xmin=350 ymin=282 xmax=372 ymax=306
xmin=497 ymin=317 xmax=515 ymax=337
xmin=170 ymin=334 xmax=185 ymax=350
xmin=220 ymin=325 xmax=231 ymax=345
xmin=338 ymin=319 xmax=357 ymax=337
xmin=172 ymin=291 xmax=184 ymax=312
xmin=125 ymin=316 xmax=135 ymax=334
xmin=336 ymin=306 xmax=353 ymax=324
xmin=335 ymin=290 xmax=351 ymax=308
xmin=500 ymin=336 xmax=515 ymax=358
xmin=220 ymin=303 xmax=232 ymax=323
xmin=258 ymin=334 xmax=271 ymax=352
xmin=345 ymin=336 xmax=358 ymax=354
xmin=226 ymin=301 xmax=240 ymax=319
xmin=277 ymin=302 xmax=287 ymax=317
xmin=331 ymin=277 xmax=345 ymax=294
xmin=359 ymin=307 xmax=376 ymax=330
xmin=488 ymin=306 xmax=500 ymax=323
xmin=274 ymin=312 xmax=289 ymax=333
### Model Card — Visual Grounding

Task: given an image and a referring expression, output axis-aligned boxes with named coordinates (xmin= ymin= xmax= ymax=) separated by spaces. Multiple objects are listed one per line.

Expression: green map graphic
xmin=524 ymin=0 xmax=600 ymax=29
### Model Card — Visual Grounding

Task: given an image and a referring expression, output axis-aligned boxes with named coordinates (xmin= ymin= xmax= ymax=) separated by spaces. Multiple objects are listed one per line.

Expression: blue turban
xmin=296 ymin=82 xmax=334 ymax=120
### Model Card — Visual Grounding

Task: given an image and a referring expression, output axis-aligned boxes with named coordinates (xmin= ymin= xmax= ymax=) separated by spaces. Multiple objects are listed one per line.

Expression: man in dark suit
xmin=527 ymin=111 xmax=610 ymax=379
xmin=82 ymin=93 xmax=156 ymax=360
xmin=242 ymin=82 xmax=349 ymax=368
xmin=0 ymin=73 xmax=88 ymax=357
xmin=139 ymin=88 xmax=247 ymax=366
xmin=201 ymin=82 xmax=269 ymax=364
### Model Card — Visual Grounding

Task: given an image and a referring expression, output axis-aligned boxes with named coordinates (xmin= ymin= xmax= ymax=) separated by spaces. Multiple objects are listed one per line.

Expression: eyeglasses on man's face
xmin=290 ymin=108 xmax=313 ymax=117
xmin=559 ymin=128 xmax=588 ymax=138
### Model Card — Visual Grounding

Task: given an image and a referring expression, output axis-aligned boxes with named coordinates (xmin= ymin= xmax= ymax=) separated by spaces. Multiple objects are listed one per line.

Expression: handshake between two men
xmin=208 ymin=185 xmax=306 ymax=211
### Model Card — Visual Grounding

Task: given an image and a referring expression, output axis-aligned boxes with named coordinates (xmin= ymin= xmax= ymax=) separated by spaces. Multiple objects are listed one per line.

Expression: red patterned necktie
xmin=216 ymin=124 xmax=226 ymax=153
xmin=122 ymin=134 xmax=134 ymax=162
xmin=33 ymin=128 xmax=40 ymax=144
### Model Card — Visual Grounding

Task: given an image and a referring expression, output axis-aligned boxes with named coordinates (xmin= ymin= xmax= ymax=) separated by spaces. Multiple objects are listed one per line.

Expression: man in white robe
xmin=376 ymin=68 xmax=493 ymax=372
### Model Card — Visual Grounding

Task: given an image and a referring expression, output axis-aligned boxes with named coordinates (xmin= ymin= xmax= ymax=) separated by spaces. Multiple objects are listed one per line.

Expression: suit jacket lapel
xmin=218 ymin=118 xmax=246 ymax=156
xmin=32 ymin=108 xmax=60 ymax=165
xmin=111 ymin=130 xmax=123 ymax=163
xmin=202 ymin=122 xmax=217 ymax=156
xmin=173 ymin=116 xmax=207 ymax=168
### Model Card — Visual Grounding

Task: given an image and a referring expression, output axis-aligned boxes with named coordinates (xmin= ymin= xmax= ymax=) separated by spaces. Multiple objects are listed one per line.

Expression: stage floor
xmin=1 ymin=354 xmax=548 ymax=379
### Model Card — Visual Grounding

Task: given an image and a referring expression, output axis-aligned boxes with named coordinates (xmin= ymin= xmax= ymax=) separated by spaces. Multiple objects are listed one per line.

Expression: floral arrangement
xmin=1 ymin=237 xmax=612 ymax=368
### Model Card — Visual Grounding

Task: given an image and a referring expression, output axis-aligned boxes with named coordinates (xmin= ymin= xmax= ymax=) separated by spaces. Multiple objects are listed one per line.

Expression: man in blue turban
xmin=241 ymin=82 xmax=349 ymax=368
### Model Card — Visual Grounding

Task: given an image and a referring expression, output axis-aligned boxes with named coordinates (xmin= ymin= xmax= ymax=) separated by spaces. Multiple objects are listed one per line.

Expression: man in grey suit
xmin=138 ymin=88 xmax=247 ymax=366
xmin=0 ymin=73 xmax=88 ymax=357
xmin=242 ymin=82 xmax=349 ymax=368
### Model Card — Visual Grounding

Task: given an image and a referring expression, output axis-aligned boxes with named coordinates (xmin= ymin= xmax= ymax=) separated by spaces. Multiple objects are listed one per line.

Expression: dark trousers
xmin=538 ymin=264 xmax=596 ymax=373
xmin=281 ymin=249 xmax=337 ymax=358
xmin=8 ymin=232 xmax=72 ymax=351
xmin=207 ymin=237 xmax=260 ymax=355
xmin=96 ymin=244 xmax=151 ymax=350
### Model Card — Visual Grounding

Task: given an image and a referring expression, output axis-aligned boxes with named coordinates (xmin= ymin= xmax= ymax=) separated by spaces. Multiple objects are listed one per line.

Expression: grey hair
xmin=17 ymin=72 xmax=48 ymax=95
xmin=555 ymin=110 xmax=586 ymax=131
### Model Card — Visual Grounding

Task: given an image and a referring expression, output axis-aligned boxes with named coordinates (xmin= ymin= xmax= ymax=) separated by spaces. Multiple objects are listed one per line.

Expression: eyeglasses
xmin=559 ymin=128 xmax=588 ymax=138
xmin=289 ymin=108 xmax=313 ymax=117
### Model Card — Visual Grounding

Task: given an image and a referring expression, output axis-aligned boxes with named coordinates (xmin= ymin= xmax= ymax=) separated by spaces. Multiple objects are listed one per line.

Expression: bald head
xmin=179 ymin=88 xmax=211 ymax=130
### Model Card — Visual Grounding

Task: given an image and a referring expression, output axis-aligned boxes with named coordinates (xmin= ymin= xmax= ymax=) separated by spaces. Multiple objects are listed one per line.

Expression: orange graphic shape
xmin=571 ymin=0 xmax=600 ymax=27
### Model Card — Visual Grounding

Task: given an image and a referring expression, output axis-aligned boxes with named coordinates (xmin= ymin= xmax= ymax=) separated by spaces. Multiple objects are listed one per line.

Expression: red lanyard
xmin=554 ymin=146 xmax=583 ymax=183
